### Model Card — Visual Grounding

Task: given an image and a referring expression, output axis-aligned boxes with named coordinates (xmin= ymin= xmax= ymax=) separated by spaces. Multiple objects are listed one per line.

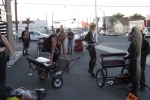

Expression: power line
xmin=17 ymin=3 xmax=150 ymax=7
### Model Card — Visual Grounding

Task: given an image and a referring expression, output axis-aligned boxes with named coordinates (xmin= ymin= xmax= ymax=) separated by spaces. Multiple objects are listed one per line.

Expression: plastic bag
xmin=7 ymin=97 xmax=21 ymax=100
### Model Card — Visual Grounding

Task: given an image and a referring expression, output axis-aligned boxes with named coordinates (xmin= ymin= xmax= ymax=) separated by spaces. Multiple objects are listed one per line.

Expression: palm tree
xmin=108 ymin=18 xmax=116 ymax=26
xmin=22 ymin=17 xmax=34 ymax=28
xmin=93 ymin=16 xmax=101 ymax=22
xmin=130 ymin=13 xmax=145 ymax=20
xmin=113 ymin=13 xmax=124 ymax=20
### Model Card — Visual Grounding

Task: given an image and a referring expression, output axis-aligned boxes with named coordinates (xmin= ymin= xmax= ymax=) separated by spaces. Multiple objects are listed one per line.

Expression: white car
xmin=100 ymin=30 xmax=106 ymax=35
xmin=18 ymin=31 xmax=49 ymax=42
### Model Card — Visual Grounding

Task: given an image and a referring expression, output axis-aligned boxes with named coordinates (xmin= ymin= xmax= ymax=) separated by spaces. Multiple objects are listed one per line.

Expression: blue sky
xmin=10 ymin=0 xmax=150 ymax=27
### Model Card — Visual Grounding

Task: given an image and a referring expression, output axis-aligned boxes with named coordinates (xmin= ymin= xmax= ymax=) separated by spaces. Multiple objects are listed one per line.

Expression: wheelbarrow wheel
xmin=38 ymin=70 xmax=48 ymax=80
xmin=96 ymin=69 xmax=105 ymax=88
xmin=51 ymin=75 xmax=63 ymax=89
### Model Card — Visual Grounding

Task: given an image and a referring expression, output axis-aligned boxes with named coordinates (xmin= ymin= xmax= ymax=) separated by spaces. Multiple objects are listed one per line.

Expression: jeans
xmin=68 ymin=39 xmax=73 ymax=49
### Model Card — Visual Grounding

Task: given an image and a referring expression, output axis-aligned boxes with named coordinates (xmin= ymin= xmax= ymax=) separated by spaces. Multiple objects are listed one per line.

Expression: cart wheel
xmin=96 ymin=69 xmax=105 ymax=88
xmin=38 ymin=70 xmax=48 ymax=80
xmin=51 ymin=75 xmax=63 ymax=89
xmin=121 ymin=67 xmax=128 ymax=74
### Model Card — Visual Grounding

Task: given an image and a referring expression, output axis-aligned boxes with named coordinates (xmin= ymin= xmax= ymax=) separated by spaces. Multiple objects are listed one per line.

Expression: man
xmin=140 ymin=30 xmax=150 ymax=91
xmin=21 ymin=27 xmax=30 ymax=56
xmin=67 ymin=29 xmax=74 ymax=54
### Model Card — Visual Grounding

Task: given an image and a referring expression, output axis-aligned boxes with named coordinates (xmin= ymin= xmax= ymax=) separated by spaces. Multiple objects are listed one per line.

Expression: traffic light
xmin=73 ymin=18 xmax=76 ymax=22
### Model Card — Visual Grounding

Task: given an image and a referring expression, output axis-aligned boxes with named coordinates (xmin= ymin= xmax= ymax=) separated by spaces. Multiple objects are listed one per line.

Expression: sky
xmin=9 ymin=0 xmax=150 ymax=27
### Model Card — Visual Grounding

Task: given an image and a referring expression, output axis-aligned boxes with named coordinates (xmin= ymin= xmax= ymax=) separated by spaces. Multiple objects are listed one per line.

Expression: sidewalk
xmin=7 ymin=51 xmax=22 ymax=66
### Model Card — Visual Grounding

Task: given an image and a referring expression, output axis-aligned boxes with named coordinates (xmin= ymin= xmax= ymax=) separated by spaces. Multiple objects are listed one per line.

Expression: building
xmin=102 ymin=16 xmax=117 ymax=30
xmin=114 ymin=18 xmax=129 ymax=34
xmin=12 ymin=19 xmax=47 ymax=34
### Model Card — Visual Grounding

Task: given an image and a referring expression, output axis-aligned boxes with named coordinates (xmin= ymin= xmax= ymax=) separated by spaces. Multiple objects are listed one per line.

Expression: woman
xmin=44 ymin=28 xmax=67 ymax=64
xmin=120 ymin=26 xmax=142 ymax=96
xmin=86 ymin=22 xmax=99 ymax=77
xmin=0 ymin=32 xmax=14 ymax=86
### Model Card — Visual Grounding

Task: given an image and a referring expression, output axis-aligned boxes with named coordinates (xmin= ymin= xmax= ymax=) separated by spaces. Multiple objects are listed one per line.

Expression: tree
xmin=130 ymin=13 xmax=145 ymax=20
xmin=113 ymin=13 xmax=124 ymax=19
xmin=22 ymin=17 xmax=34 ymax=28
xmin=93 ymin=16 xmax=101 ymax=22
xmin=108 ymin=18 xmax=116 ymax=26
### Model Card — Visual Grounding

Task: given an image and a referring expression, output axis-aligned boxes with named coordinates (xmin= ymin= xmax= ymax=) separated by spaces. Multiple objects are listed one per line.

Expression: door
xmin=31 ymin=31 xmax=41 ymax=40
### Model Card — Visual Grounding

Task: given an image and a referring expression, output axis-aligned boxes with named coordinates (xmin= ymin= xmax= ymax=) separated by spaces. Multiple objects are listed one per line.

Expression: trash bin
xmin=74 ymin=39 xmax=83 ymax=53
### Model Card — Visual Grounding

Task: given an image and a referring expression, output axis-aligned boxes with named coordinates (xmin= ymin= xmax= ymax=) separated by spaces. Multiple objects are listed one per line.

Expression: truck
xmin=129 ymin=20 xmax=150 ymax=37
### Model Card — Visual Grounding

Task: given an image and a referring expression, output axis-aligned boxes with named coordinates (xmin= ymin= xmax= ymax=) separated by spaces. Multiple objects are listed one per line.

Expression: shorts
xmin=22 ymin=38 xmax=29 ymax=48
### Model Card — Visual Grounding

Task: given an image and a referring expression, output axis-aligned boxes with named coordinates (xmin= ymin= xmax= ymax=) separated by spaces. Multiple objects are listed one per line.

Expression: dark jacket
xmin=124 ymin=42 xmax=136 ymax=76
xmin=141 ymin=39 xmax=150 ymax=57
xmin=86 ymin=31 xmax=96 ymax=44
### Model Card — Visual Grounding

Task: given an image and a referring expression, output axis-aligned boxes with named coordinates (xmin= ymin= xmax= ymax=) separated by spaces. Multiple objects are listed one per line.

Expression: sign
xmin=129 ymin=20 xmax=144 ymax=31
xmin=126 ymin=93 xmax=138 ymax=100
xmin=0 ymin=9 xmax=7 ymax=22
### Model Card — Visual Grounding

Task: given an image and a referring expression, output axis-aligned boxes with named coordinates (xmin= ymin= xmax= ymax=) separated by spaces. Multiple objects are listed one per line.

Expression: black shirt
xmin=67 ymin=32 xmax=74 ymax=40
xmin=141 ymin=38 xmax=150 ymax=57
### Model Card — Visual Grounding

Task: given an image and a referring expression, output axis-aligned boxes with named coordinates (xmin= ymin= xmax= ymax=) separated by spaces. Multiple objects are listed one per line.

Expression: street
xmin=6 ymin=35 xmax=150 ymax=100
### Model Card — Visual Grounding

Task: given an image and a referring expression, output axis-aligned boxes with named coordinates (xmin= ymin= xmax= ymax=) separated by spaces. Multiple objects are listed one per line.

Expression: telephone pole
xmin=5 ymin=0 xmax=14 ymax=51
xmin=14 ymin=0 xmax=18 ymax=32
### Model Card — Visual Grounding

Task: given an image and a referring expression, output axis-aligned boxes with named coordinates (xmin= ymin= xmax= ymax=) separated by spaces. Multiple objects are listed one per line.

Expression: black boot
xmin=88 ymin=70 xmax=96 ymax=78
xmin=26 ymin=51 xmax=29 ymax=55
xmin=66 ymin=48 xmax=70 ymax=54
xmin=22 ymin=50 xmax=25 ymax=56
xmin=70 ymin=48 xmax=72 ymax=55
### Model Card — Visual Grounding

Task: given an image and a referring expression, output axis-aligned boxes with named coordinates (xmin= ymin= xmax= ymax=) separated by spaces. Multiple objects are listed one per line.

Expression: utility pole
xmin=5 ymin=0 xmax=14 ymax=51
xmin=14 ymin=0 xmax=18 ymax=32
xmin=95 ymin=0 xmax=98 ymax=42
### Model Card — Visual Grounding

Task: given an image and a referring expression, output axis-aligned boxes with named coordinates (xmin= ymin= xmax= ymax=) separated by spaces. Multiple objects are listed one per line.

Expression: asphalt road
xmin=6 ymin=36 xmax=150 ymax=100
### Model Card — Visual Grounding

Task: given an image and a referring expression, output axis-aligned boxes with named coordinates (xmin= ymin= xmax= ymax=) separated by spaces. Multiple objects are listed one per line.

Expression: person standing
xmin=67 ymin=28 xmax=74 ymax=55
xmin=0 ymin=31 xmax=14 ymax=86
xmin=139 ymin=30 xmax=150 ymax=91
xmin=120 ymin=26 xmax=142 ymax=96
xmin=21 ymin=27 xmax=30 ymax=56
xmin=86 ymin=22 xmax=99 ymax=78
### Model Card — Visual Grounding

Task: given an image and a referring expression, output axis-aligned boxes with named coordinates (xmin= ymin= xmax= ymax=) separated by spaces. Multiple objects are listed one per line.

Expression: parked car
xmin=113 ymin=32 xmax=119 ymax=36
xmin=99 ymin=30 xmax=105 ymax=35
xmin=18 ymin=31 xmax=49 ymax=42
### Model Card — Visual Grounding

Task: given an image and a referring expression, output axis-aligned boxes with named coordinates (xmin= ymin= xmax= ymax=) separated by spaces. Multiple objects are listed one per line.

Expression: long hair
xmin=57 ymin=27 xmax=66 ymax=42
xmin=131 ymin=26 xmax=142 ymax=80
xmin=88 ymin=22 xmax=96 ymax=33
